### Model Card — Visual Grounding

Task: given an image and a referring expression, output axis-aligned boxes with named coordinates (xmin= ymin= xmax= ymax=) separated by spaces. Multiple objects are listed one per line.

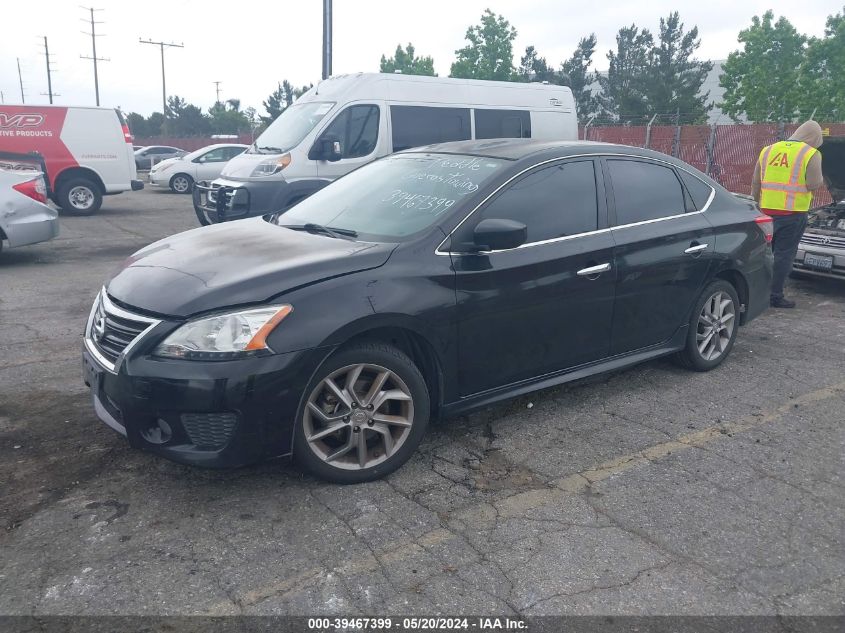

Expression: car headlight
xmin=250 ymin=153 xmax=291 ymax=177
xmin=154 ymin=305 xmax=292 ymax=360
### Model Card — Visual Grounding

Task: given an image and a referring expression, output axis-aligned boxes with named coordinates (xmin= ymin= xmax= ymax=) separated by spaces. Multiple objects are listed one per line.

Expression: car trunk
xmin=807 ymin=137 xmax=845 ymax=236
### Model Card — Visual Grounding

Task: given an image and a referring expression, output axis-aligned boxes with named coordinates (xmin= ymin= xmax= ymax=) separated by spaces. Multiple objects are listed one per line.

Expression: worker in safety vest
xmin=752 ymin=120 xmax=824 ymax=308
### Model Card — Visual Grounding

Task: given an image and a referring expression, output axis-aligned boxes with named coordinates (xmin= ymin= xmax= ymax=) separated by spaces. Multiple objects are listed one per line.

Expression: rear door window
xmin=678 ymin=170 xmax=714 ymax=211
xmin=391 ymin=106 xmax=471 ymax=152
xmin=474 ymin=109 xmax=531 ymax=139
xmin=606 ymin=159 xmax=687 ymax=225
xmin=317 ymin=104 xmax=380 ymax=158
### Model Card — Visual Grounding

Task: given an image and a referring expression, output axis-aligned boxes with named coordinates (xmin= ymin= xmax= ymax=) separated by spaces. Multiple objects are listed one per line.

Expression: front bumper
xmin=793 ymin=238 xmax=845 ymax=280
xmin=82 ymin=340 xmax=327 ymax=468
xmin=192 ymin=177 xmax=297 ymax=224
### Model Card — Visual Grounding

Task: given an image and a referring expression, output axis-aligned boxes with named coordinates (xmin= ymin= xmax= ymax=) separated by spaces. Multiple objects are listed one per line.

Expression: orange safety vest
xmin=758 ymin=140 xmax=818 ymax=212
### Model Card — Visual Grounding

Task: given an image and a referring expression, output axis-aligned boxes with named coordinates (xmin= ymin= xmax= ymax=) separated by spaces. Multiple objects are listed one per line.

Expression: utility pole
xmin=322 ymin=0 xmax=332 ymax=80
xmin=213 ymin=80 xmax=222 ymax=104
xmin=139 ymin=38 xmax=184 ymax=117
xmin=80 ymin=6 xmax=109 ymax=106
xmin=41 ymin=36 xmax=59 ymax=104
xmin=17 ymin=58 xmax=25 ymax=103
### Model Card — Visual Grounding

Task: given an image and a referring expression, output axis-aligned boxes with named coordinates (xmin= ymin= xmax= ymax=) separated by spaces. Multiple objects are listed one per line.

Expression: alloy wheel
xmin=173 ymin=176 xmax=190 ymax=193
xmin=303 ymin=363 xmax=414 ymax=470
xmin=696 ymin=291 xmax=736 ymax=361
xmin=69 ymin=185 xmax=94 ymax=210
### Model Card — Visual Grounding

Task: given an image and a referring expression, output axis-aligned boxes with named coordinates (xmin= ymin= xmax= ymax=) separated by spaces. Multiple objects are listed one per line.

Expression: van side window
xmin=390 ymin=106 xmax=471 ymax=152
xmin=318 ymin=105 xmax=380 ymax=159
xmin=474 ymin=109 xmax=531 ymax=139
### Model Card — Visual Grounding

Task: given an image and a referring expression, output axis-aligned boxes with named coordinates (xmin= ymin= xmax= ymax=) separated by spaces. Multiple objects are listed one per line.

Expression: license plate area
xmin=804 ymin=252 xmax=834 ymax=271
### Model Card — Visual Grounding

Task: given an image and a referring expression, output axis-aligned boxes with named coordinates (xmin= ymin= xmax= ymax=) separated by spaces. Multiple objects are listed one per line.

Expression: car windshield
xmin=276 ymin=153 xmax=507 ymax=241
xmin=248 ymin=102 xmax=335 ymax=154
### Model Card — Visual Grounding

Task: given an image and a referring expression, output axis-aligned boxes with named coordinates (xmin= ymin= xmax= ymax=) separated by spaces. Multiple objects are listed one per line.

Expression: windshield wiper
xmin=257 ymin=145 xmax=284 ymax=154
xmin=284 ymin=223 xmax=358 ymax=239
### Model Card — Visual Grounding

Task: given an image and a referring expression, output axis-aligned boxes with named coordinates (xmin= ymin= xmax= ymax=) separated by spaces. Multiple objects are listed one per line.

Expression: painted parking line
xmin=209 ymin=379 xmax=845 ymax=613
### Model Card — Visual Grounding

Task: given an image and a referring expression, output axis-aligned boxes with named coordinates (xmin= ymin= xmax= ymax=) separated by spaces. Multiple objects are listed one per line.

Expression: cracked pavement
xmin=0 ymin=187 xmax=843 ymax=616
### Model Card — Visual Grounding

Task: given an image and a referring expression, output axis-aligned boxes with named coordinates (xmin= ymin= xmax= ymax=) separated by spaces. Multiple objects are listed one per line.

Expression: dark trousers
xmin=770 ymin=212 xmax=808 ymax=299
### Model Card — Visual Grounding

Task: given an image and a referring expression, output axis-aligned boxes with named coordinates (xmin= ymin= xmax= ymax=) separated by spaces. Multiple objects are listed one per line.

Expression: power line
xmin=139 ymin=38 xmax=184 ymax=118
xmin=80 ymin=6 xmax=109 ymax=106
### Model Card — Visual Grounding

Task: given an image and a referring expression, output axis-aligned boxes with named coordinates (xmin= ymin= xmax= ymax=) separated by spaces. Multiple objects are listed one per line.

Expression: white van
xmin=0 ymin=105 xmax=142 ymax=214
xmin=193 ymin=72 xmax=577 ymax=224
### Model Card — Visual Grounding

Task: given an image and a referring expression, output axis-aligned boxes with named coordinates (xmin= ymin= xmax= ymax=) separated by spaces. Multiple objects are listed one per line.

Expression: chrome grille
xmin=800 ymin=233 xmax=845 ymax=249
xmin=86 ymin=290 xmax=159 ymax=372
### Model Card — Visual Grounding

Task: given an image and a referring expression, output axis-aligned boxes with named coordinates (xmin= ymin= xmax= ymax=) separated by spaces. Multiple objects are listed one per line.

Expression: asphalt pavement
xmin=0 ymin=185 xmax=843 ymax=618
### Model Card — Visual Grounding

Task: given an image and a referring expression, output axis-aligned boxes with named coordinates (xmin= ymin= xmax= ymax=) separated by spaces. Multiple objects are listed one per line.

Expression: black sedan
xmin=82 ymin=140 xmax=774 ymax=483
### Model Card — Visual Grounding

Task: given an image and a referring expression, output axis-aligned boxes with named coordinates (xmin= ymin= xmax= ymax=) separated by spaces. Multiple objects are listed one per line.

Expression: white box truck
xmin=193 ymin=72 xmax=577 ymax=225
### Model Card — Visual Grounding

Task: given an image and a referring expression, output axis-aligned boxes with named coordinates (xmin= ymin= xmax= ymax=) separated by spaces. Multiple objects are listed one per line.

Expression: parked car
xmin=193 ymin=72 xmax=578 ymax=225
xmin=83 ymin=140 xmax=773 ymax=483
xmin=0 ymin=104 xmax=143 ymax=214
xmin=149 ymin=144 xmax=247 ymax=194
xmin=793 ymin=136 xmax=845 ymax=279
xmin=134 ymin=146 xmax=186 ymax=170
xmin=0 ymin=167 xmax=59 ymax=255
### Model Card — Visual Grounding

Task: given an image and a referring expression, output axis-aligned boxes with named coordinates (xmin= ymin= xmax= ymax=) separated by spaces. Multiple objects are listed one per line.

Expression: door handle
xmin=577 ymin=262 xmax=611 ymax=277
xmin=684 ymin=243 xmax=709 ymax=255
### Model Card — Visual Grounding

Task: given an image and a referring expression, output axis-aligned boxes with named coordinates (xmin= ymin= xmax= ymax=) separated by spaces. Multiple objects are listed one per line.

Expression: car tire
xmin=675 ymin=279 xmax=741 ymax=372
xmin=169 ymin=174 xmax=194 ymax=194
xmin=293 ymin=342 xmax=430 ymax=484
xmin=57 ymin=178 xmax=102 ymax=215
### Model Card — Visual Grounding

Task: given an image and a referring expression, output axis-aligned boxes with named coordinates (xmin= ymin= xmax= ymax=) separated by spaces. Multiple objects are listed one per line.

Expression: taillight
xmin=122 ymin=124 xmax=133 ymax=143
xmin=12 ymin=177 xmax=48 ymax=204
xmin=754 ymin=214 xmax=773 ymax=244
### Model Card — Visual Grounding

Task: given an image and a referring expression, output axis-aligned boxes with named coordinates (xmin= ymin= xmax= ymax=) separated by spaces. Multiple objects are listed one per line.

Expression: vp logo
xmin=0 ymin=113 xmax=44 ymax=128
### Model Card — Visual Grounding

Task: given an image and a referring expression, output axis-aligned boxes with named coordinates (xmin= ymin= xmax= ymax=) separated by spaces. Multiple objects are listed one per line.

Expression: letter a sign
xmin=768 ymin=152 xmax=790 ymax=168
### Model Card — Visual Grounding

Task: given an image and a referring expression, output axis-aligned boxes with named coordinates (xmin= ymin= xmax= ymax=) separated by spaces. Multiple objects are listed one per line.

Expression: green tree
xmin=208 ymin=100 xmax=251 ymax=134
xmin=126 ymin=112 xmax=148 ymax=138
xmin=561 ymin=35 xmax=599 ymax=118
xmin=597 ymin=25 xmax=653 ymax=122
xmin=799 ymin=7 xmax=845 ymax=119
xmin=517 ymin=46 xmax=566 ymax=84
xmin=380 ymin=43 xmax=436 ymax=76
xmin=719 ymin=11 xmax=806 ymax=122
xmin=644 ymin=12 xmax=713 ymax=123
xmin=261 ymin=80 xmax=312 ymax=124
xmin=450 ymin=9 xmax=517 ymax=81
xmin=164 ymin=96 xmax=211 ymax=136
xmin=145 ymin=112 xmax=165 ymax=137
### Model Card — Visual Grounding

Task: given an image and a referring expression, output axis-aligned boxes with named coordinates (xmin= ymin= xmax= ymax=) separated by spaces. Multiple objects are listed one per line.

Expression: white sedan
xmin=148 ymin=144 xmax=248 ymax=194
xmin=0 ymin=168 xmax=59 ymax=256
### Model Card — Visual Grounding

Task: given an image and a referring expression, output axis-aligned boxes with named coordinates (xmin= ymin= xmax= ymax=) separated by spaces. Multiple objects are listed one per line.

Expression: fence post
xmin=583 ymin=115 xmax=596 ymax=141
xmin=644 ymin=114 xmax=657 ymax=149
xmin=777 ymin=120 xmax=786 ymax=141
xmin=706 ymin=123 xmax=717 ymax=177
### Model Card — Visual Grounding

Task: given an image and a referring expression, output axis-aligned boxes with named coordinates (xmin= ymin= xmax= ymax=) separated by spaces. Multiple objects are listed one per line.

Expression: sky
xmin=0 ymin=0 xmax=838 ymax=117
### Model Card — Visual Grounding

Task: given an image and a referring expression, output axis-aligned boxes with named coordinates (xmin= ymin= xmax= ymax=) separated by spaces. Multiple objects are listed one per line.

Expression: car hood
xmin=820 ymin=136 xmax=845 ymax=202
xmin=107 ymin=218 xmax=395 ymax=317
xmin=150 ymin=157 xmax=181 ymax=172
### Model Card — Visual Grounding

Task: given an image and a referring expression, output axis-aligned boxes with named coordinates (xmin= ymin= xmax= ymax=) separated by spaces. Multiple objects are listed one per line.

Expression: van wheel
xmin=675 ymin=280 xmax=740 ymax=372
xmin=293 ymin=342 xmax=430 ymax=484
xmin=169 ymin=174 xmax=193 ymax=194
xmin=58 ymin=178 xmax=102 ymax=215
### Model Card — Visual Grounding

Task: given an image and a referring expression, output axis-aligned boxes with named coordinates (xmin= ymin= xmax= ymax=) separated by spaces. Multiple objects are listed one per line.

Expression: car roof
xmin=403 ymin=139 xmax=672 ymax=162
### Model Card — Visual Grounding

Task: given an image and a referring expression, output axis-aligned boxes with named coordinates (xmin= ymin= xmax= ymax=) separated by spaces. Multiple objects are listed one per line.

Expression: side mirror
xmin=310 ymin=136 xmax=343 ymax=162
xmin=472 ymin=218 xmax=527 ymax=252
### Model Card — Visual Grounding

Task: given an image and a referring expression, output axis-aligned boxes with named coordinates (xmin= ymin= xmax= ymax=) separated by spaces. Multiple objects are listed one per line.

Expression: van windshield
xmin=276 ymin=153 xmax=507 ymax=241
xmin=248 ymin=102 xmax=335 ymax=155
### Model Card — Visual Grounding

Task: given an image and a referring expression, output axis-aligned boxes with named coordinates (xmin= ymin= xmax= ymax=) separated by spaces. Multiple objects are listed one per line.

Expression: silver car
xmin=794 ymin=137 xmax=844 ymax=279
xmin=0 ymin=168 xmax=59 ymax=256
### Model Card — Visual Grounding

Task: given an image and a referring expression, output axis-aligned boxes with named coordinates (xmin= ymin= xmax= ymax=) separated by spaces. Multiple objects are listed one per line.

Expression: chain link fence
xmin=582 ymin=116 xmax=845 ymax=207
